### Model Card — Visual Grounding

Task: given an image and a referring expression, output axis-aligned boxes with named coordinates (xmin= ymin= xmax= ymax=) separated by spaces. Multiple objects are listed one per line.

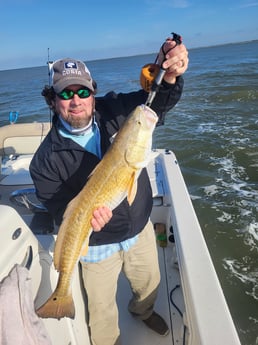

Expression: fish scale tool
xmin=140 ymin=32 xmax=182 ymax=107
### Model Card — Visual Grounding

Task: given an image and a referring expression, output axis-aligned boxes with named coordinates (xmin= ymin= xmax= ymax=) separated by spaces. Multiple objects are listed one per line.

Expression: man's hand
xmin=91 ymin=206 xmax=113 ymax=232
xmin=157 ymin=39 xmax=189 ymax=84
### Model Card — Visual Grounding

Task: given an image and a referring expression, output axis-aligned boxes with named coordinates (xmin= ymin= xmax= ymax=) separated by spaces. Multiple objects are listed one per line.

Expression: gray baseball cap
xmin=51 ymin=58 xmax=95 ymax=93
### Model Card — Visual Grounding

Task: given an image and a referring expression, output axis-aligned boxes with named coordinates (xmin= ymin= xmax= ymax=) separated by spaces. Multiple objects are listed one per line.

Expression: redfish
xmin=36 ymin=104 xmax=158 ymax=319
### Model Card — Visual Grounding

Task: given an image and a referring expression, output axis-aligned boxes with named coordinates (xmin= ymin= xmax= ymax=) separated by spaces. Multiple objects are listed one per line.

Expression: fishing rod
xmin=47 ymin=48 xmax=53 ymax=123
xmin=140 ymin=32 xmax=182 ymax=107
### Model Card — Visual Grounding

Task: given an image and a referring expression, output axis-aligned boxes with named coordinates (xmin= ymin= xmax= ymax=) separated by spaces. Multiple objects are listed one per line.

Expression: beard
xmin=65 ymin=115 xmax=91 ymax=129
xmin=65 ymin=100 xmax=95 ymax=129
xmin=55 ymin=96 xmax=95 ymax=130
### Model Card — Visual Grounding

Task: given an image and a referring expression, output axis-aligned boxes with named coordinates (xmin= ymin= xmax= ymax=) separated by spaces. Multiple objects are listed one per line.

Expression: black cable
xmin=169 ymin=284 xmax=187 ymax=345
xmin=169 ymin=284 xmax=183 ymax=316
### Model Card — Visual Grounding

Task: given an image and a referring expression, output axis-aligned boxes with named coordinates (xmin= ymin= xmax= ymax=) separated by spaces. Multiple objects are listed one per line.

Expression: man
xmin=30 ymin=38 xmax=188 ymax=345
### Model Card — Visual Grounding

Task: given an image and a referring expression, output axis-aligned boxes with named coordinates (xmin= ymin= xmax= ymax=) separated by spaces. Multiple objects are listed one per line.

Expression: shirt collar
xmin=58 ymin=115 xmax=94 ymax=136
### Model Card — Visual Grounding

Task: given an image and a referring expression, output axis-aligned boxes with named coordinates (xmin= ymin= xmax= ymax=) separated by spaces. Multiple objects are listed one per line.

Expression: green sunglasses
xmin=57 ymin=88 xmax=91 ymax=100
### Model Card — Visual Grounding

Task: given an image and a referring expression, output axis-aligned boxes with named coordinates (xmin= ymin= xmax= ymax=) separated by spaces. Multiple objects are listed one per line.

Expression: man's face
xmin=54 ymin=84 xmax=95 ymax=128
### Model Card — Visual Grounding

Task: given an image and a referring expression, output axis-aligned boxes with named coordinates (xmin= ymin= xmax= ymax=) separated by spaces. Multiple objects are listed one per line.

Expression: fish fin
xmin=36 ymin=291 xmax=75 ymax=320
xmin=132 ymin=151 xmax=160 ymax=168
xmin=125 ymin=150 xmax=159 ymax=169
xmin=125 ymin=150 xmax=146 ymax=169
xmin=81 ymin=241 xmax=89 ymax=257
xmin=54 ymin=196 xmax=79 ymax=270
xmin=54 ymin=224 xmax=66 ymax=270
xmin=79 ymin=231 xmax=92 ymax=257
xmin=127 ymin=172 xmax=138 ymax=206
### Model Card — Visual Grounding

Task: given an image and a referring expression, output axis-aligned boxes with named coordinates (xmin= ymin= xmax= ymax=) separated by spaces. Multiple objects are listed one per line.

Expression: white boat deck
xmin=0 ymin=119 xmax=242 ymax=345
xmin=118 ymin=243 xmax=185 ymax=345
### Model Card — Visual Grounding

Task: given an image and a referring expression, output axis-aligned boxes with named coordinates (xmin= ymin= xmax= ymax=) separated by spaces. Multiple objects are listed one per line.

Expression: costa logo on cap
xmin=64 ymin=61 xmax=77 ymax=69
xmin=62 ymin=61 xmax=82 ymax=77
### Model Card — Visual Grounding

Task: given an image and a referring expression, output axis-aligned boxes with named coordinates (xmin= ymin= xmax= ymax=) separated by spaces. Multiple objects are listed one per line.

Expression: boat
xmin=0 ymin=120 xmax=241 ymax=345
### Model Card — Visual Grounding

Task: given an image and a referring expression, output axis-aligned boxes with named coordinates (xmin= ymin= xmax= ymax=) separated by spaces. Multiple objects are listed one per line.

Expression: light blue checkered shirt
xmin=81 ymin=235 xmax=139 ymax=263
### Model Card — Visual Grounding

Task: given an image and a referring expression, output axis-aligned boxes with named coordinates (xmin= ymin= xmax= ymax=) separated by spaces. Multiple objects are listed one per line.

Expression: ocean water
xmin=0 ymin=41 xmax=258 ymax=344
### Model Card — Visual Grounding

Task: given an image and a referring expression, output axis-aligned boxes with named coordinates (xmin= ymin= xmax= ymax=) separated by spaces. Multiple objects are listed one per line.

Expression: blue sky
xmin=1 ymin=0 xmax=258 ymax=70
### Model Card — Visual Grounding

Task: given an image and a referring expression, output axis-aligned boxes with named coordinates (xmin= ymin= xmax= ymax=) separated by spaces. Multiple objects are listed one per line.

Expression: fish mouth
xmin=141 ymin=104 xmax=158 ymax=125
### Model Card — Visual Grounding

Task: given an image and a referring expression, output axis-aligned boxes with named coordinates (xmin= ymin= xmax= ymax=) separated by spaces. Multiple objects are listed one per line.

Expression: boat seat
xmin=0 ymin=122 xmax=50 ymax=185
xmin=0 ymin=122 xmax=51 ymax=157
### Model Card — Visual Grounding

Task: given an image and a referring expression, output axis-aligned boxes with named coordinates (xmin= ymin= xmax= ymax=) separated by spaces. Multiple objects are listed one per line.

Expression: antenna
xmin=47 ymin=47 xmax=53 ymax=86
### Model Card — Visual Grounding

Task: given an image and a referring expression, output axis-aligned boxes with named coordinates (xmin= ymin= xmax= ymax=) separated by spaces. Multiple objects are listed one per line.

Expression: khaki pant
xmin=81 ymin=220 xmax=160 ymax=345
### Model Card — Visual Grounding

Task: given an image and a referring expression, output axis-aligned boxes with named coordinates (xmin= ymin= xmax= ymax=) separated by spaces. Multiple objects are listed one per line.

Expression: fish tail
xmin=36 ymin=291 xmax=75 ymax=320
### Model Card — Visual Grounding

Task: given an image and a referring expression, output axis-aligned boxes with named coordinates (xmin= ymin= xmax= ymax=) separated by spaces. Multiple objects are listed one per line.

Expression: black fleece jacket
xmin=29 ymin=77 xmax=184 ymax=245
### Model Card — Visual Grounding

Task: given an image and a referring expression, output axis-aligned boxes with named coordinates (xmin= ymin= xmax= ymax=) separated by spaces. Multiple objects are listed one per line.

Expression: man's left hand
xmin=157 ymin=39 xmax=189 ymax=84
